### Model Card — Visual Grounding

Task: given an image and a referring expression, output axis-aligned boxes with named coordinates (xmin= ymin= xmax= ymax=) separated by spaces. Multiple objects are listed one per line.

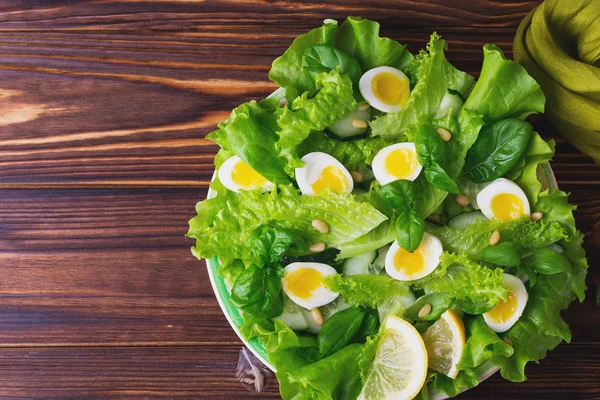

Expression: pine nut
xmin=418 ymin=304 xmax=432 ymax=319
xmin=489 ymin=230 xmax=501 ymax=246
xmin=350 ymin=170 xmax=364 ymax=182
xmin=531 ymin=211 xmax=543 ymax=221
xmin=278 ymin=98 xmax=288 ymax=108
xmin=311 ymin=307 xmax=324 ymax=326
xmin=503 ymin=337 xmax=513 ymax=346
xmin=358 ymin=103 xmax=370 ymax=111
xmin=437 ymin=127 xmax=452 ymax=142
xmin=311 ymin=219 xmax=329 ymax=234
xmin=309 ymin=242 xmax=326 ymax=252
xmin=427 ymin=214 xmax=441 ymax=223
xmin=352 ymin=119 xmax=368 ymax=129
xmin=456 ymin=194 xmax=471 ymax=207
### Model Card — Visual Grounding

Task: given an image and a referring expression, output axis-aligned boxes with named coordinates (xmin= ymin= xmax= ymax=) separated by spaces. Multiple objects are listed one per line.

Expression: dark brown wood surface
xmin=0 ymin=1 xmax=598 ymax=399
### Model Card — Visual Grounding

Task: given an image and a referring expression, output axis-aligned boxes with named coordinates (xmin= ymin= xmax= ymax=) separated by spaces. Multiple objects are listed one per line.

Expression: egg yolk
xmin=284 ymin=267 xmax=323 ymax=300
xmin=486 ymin=291 xmax=518 ymax=323
xmin=385 ymin=148 xmax=418 ymax=179
xmin=231 ymin=160 xmax=267 ymax=189
xmin=491 ymin=193 xmax=525 ymax=221
xmin=371 ymin=72 xmax=410 ymax=107
xmin=311 ymin=166 xmax=349 ymax=195
xmin=393 ymin=245 xmax=426 ymax=277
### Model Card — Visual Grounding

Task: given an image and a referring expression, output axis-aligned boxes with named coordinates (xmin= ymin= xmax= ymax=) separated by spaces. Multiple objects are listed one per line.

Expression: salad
xmin=187 ymin=17 xmax=588 ymax=400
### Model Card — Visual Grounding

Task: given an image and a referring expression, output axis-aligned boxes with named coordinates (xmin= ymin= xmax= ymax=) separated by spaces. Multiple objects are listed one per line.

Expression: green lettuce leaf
xmin=430 ymin=217 xmax=568 ymax=260
xmin=370 ymin=33 xmax=475 ymax=139
xmin=332 ymin=16 xmax=413 ymax=72
xmin=459 ymin=316 xmax=514 ymax=370
xmin=463 ymin=44 xmax=546 ymax=124
xmin=325 ymin=274 xmax=412 ymax=310
xmin=418 ymin=252 xmax=508 ymax=314
xmin=505 ymin=132 xmax=555 ymax=206
xmin=207 ymin=100 xmax=289 ymax=184
xmin=276 ymin=69 xmax=357 ymax=174
xmin=298 ymin=131 xmax=392 ymax=171
xmin=269 ymin=21 xmax=338 ymax=100
xmin=188 ymin=184 xmax=387 ymax=267
xmin=270 ymin=17 xmax=414 ymax=100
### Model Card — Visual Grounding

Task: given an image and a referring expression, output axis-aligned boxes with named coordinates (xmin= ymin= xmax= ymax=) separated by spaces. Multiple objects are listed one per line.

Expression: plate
xmin=203 ymin=100 xmax=558 ymax=398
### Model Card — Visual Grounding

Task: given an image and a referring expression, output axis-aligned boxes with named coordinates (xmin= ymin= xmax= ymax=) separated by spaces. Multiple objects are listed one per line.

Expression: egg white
xmin=295 ymin=152 xmax=354 ymax=196
xmin=218 ymin=155 xmax=273 ymax=193
xmin=385 ymin=232 xmax=443 ymax=281
xmin=282 ymin=262 xmax=339 ymax=309
xmin=483 ymin=273 xmax=528 ymax=333
xmin=359 ymin=66 xmax=410 ymax=113
xmin=372 ymin=142 xmax=423 ymax=185
xmin=477 ymin=178 xmax=530 ymax=221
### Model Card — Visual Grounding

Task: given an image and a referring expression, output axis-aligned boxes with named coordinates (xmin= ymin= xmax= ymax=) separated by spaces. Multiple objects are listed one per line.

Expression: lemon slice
xmin=422 ymin=309 xmax=466 ymax=379
xmin=358 ymin=315 xmax=428 ymax=400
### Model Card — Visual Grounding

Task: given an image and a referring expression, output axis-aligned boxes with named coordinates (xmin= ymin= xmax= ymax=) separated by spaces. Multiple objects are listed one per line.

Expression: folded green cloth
xmin=514 ymin=0 xmax=600 ymax=163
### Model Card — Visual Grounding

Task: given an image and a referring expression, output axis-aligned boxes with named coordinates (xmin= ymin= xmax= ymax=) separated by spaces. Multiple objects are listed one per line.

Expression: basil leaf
xmin=249 ymin=226 xmax=306 ymax=266
xmin=423 ymin=163 xmax=460 ymax=194
xmin=318 ymin=307 xmax=365 ymax=357
xmin=354 ymin=310 xmax=380 ymax=341
xmin=300 ymin=44 xmax=362 ymax=96
xmin=481 ymin=241 xmax=521 ymax=267
xmin=378 ymin=179 xmax=415 ymax=209
xmin=530 ymin=247 xmax=572 ymax=276
xmin=395 ymin=208 xmax=425 ymax=252
xmin=415 ymin=121 xmax=460 ymax=194
xmin=463 ymin=118 xmax=534 ymax=183
xmin=230 ymin=264 xmax=284 ymax=318
xmin=405 ymin=292 xmax=454 ymax=321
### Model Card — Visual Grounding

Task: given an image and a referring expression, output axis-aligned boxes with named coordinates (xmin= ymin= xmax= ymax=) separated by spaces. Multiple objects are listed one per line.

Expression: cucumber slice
xmin=377 ymin=291 xmax=416 ymax=322
xmin=328 ymin=106 xmax=372 ymax=139
xmin=343 ymin=257 xmax=371 ymax=276
xmin=320 ymin=297 xmax=351 ymax=322
xmin=300 ymin=307 xmax=323 ymax=334
xmin=434 ymin=91 xmax=464 ymax=119
xmin=343 ymin=250 xmax=377 ymax=276
xmin=274 ymin=296 xmax=308 ymax=331
xmin=372 ymin=244 xmax=391 ymax=273
xmin=355 ymin=250 xmax=377 ymax=263
xmin=549 ymin=243 xmax=564 ymax=254
xmin=447 ymin=210 xmax=487 ymax=229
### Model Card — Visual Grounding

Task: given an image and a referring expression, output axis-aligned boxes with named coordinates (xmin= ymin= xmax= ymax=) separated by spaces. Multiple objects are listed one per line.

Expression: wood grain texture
xmin=0 ymin=1 xmax=598 ymax=399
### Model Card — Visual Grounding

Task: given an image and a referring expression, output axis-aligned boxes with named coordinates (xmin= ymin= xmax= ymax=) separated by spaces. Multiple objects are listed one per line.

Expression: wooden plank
xmin=0 ymin=0 xmax=596 ymax=188
xmin=0 ymin=188 xmax=597 ymax=347
xmin=0 ymin=343 xmax=596 ymax=399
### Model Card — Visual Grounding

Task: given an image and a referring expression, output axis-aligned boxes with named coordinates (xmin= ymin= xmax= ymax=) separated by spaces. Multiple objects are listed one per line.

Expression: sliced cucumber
xmin=372 ymin=244 xmax=391 ymax=273
xmin=328 ymin=106 xmax=372 ymax=138
xmin=434 ymin=91 xmax=464 ymax=119
xmin=343 ymin=250 xmax=377 ymax=276
xmin=300 ymin=307 xmax=323 ymax=334
xmin=378 ymin=291 xmax=416 ymax=322
xmin=549 ymin=243 xmax=564 ymax=254
xmin=458 ymin=179 xmax=488 ymax=210
xmin=354 ymin=250 xmax=377 ymax=263
xmin=274 ymin=296 xmax=308 ymax=331
xmin=447 ymin=210 xmax=487 ymax=229
xmin=320 ymin=297 xmax=350 ymax=322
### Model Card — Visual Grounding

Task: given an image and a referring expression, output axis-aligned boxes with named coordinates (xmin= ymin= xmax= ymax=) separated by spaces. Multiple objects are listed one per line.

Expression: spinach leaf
xmin=481 ymin=241 xmax=521 ymax=267
xmin=249 ymin=226 xmax=306 ymax=266
xmin=395 ymin=208 xmax=425 ymax=252
xmin=317 ymin=307 xmax=365 ymax=357
xmin=354 ymin=311 xmax=379 ymax=340
xmin=405 ymin=292 xmax=454 ymax=321
xmin=230 ymin=264 xmax=284 ymax=318
xmin=378 ymin=179 xmax=415 ymax=210
xmin=299 ymin=45 xmax=361 ymax=96
xmin=414 ymin=121 xmax=460 ymax=194
xmin=463 ymin=118 xmax=534 ymax=183
xmin=529 ymin=247 xmax=572 ymax=276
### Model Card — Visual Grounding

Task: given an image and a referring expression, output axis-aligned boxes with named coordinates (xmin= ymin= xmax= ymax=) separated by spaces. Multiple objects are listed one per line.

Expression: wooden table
xmin=0 ymin=1 xmax=597 ymax=398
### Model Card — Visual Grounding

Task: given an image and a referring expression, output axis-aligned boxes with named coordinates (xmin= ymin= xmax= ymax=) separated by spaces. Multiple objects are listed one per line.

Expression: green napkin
xmin=514 ymin=0 xmax=600 ymax=164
